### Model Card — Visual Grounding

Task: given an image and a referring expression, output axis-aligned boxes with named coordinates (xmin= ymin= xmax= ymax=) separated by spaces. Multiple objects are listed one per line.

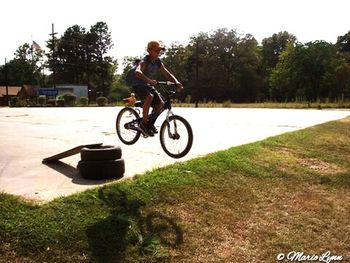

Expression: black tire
xmin=116 ymin=107 xmax=141 ymax=145
xmin=80 ymin=145 xmax=122 ymax=161
xmin=78 ymin=159 xmax=125 ymax=180
xmin=160 ymin=115 xmax=193 ymax=158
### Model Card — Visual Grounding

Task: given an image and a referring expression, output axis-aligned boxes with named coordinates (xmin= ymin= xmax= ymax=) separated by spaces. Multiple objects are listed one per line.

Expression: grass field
xmin=173 ymin=101 xmax=350 ymax=109
xmin=0 ymin=117 xmax=349 ymax=263
xmin=114 ymin=100 xmax=350 ymax=109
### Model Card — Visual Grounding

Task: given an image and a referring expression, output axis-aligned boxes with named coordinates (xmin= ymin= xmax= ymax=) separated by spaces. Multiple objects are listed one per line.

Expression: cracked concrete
xmin=0 ymin=106 xmax=348 ymax=202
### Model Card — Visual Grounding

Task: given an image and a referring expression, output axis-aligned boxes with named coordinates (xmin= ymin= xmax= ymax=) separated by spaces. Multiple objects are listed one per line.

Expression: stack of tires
xmin=77 ymin=145 xmax=125 ymax=180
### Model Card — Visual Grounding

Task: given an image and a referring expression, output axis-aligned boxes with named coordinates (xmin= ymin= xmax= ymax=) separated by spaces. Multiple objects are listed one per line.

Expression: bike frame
xmin=131 ymin=82 xmax=177 ymax=135
xmin=117 ymin=81 xmax=193 ymax=158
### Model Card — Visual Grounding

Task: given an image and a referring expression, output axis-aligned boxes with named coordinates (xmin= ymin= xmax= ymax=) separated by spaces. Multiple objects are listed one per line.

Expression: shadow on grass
xmin=319 ymin=172 xmax=350 ymax=187
xmin=0 ymin=226 xmax=6 ymax=255
xmin=86 ymin=188 xmax=183 ymax=262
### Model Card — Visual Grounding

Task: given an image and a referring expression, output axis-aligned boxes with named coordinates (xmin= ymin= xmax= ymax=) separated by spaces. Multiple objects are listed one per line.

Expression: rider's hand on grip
xmin=176 ymin=82 xmax=184 ymax=92
xmin=148 ymin=78 xmax=157 ymax=86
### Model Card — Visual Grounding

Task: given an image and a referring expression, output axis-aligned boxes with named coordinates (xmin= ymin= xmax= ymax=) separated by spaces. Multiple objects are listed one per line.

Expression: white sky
xmin=1 ymin=0 xmax=349 ymax=71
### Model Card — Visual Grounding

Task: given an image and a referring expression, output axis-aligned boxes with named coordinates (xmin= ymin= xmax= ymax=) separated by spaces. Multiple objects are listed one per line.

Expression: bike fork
xmin=165 ymin=110 xmax=179 ymax=139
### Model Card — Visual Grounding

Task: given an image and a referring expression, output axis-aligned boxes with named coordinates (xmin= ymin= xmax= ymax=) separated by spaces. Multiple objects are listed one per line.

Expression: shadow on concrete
xmin=43 ymin=161 xmax=109 ymax=185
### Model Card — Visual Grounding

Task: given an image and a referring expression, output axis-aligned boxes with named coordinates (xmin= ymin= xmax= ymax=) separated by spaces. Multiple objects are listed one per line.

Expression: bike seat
xmin=135 ymin=101 xmax=143 ymax=107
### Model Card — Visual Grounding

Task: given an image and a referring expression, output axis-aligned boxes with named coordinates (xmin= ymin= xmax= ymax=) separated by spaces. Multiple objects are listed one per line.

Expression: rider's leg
xmin=155 ymin=100 xmax=164 ymax=114
xmin=147 ymin=89 xmax=164 ymax=127
xmin=142 ymin=93 xmax=153 ymax=125
xmin=133 ymin=85 xmax=155 ymax=136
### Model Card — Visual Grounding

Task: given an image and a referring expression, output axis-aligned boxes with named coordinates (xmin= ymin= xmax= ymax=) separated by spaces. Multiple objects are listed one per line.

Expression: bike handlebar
xmin=156 ymin=81 xmax=176 ymax=86
xmin=153 ymin=81 xmax=183 ymax=97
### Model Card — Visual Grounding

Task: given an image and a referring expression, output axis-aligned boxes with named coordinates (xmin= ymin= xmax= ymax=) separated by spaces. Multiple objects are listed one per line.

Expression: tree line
xmin=0 ymin=21 xmax=117 ymax=99
xmin=0 ymin=22 xmax=349 ymax=103
xmin=121 ymin=28 xmax=350 ymax=103
xmin=158 ymin=29 xmax=350 ymax=103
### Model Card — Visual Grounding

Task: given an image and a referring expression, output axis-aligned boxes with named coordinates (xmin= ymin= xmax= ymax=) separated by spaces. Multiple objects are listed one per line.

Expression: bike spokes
xmin=160 ymin=115 xmax=193 ymax=158
xmin=116 ymin=108 xmax=141 ymax=145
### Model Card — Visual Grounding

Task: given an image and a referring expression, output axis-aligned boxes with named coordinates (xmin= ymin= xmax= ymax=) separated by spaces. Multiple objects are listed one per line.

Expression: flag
xmin=32 ymin=41 xmax=41 ymax=51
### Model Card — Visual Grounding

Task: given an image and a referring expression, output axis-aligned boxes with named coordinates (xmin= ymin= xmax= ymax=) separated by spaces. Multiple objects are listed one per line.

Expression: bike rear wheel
xmin=160 ymin=115 xmax=193 ymax=158
xmin=116 ymin=107 xmax=141 ymax=145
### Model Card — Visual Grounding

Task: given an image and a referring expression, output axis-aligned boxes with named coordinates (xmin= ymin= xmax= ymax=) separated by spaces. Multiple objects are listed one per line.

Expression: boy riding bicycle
xmin=133 ymin=41 xmax=183 ymax=137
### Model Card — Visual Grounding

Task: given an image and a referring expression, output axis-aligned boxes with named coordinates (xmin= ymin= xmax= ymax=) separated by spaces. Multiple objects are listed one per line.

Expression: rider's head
xmin=147 ymin=41 xmax=165 ymax=58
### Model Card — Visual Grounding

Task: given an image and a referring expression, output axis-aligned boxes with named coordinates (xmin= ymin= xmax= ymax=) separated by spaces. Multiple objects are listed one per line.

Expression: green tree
xmin=55 ymin=25 xmax=87 ymax=84
xmin=336 ymin=31 xmax=350 ymax=68
xmin=0 ymin=43 xmax=43 ymax=85
xmin=207 ymin=28 xmax=239 ymax=101
xmin=261 ymin=31 xmax=297 ymax=100
xmin=269 ymin=41 xmax=341 ymax=101
xmin=336 ymin=31 xmax=350 ymax=53
xmin=233 ymin=34 xmax=263 ymax=102
xmin=322 ymin=58 xmax=350 ymax=100
xmin=261 ymin=31 xmax=297 ymax=73
xmin=89 ymin=21 xmax=116 ymax=96
xmin=184 ymin=29 xmax=263 ymax=103
xmin=186 ymin=32 xmax=211 ymax=104
xmin=162 ymin=42 xmax=192 ymax=101
xmin=162 ymin=42 xmax=191 ymax=84
xmin=45 ymin=21 xmax=117 ymax=98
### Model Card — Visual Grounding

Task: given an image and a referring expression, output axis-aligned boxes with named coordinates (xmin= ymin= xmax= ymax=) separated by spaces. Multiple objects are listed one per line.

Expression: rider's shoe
xmin=138 ymin=123 xmax=148 ymax=137
xmin=139 ymin=122 xmax=154 ymax=137
xmin=150 ymin=125 xmax=158 ymax=134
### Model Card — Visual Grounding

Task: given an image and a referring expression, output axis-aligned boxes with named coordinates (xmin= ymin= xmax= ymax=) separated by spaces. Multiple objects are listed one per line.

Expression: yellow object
xmin=123 ymin=93 xmax=136 ymax=105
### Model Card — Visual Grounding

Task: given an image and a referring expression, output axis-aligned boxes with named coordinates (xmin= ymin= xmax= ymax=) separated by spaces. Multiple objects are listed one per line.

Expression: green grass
xmin=1 ymin=117 xmax=350 ymax=262
xmin=114 ymin=100 xmax=350 ymax=109
xmin=172 ymin=101 xmax=350 ymax=109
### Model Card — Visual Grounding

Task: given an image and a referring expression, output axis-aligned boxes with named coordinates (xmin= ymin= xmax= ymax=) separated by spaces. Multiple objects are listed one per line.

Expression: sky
xmin=1 ymin=0 xmax=349 ymax=71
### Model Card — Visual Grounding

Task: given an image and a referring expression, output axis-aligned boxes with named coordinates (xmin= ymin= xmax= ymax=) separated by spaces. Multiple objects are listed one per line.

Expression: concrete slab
xmin=0 ymin=107 xmax=349 ymax=202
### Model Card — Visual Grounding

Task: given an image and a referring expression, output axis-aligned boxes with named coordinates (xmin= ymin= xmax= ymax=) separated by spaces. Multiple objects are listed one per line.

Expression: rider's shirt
xmin=133 ymin=55 xmax=162 ymax=86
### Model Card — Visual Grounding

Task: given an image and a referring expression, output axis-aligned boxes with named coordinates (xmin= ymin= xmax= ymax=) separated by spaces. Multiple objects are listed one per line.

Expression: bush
xmin=9 ymin=97 xmax=19 ymax=107
xmin=96 ymin=96 xmax=108 ymax=106
xmin=47 ymin=99 xmax=56 ymax=106
xmin=222 ymin=100 xmax=232 ymax=108
xmin=57 ymin=98 xmax=65 ymax=107
xmin=62 ymin=93 xmax=76 ymax=106
xmin=79 ymin=96 xmax=89 ymax=106
xmin=37 ymin=95 xmax=46 ymax=106
xmin=17 ymin=99 xmax=28 ymax=107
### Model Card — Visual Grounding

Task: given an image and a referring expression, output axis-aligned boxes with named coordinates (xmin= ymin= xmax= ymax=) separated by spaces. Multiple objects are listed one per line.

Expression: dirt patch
xmin=276 ymin=147 xmax=296 ymax=155
xmin=338 ymin=116 xmax=350 ymax=123
xmin=299 ymin=157 xmax=344 ymax=174
xmin=275 ymin=147 xmax=344 ymax=174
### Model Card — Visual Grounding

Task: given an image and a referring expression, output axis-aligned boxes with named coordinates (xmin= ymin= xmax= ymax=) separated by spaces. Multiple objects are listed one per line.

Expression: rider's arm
xmin=135 ymin=61 xmax=157 ymax=85
xmin=160 ymin=63 xmax=183 ymax=90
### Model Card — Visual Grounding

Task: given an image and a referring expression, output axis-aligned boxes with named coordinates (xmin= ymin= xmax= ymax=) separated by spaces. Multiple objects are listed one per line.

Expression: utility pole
xmin=49 ymin=23 xmax=57 ymax=88
xmin=195 ymin=41 xmax=199 ymax=108
xmin=5 ymin=58 xmax=9 ymax=106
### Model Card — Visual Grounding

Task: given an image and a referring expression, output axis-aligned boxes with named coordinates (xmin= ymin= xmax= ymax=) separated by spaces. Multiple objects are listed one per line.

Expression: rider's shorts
xmin=132 ymin=85 xmax=162 ymax=108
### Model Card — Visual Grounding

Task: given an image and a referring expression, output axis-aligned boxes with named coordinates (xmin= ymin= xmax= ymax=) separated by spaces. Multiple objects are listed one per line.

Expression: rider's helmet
xmin=147 ymin=41 xmax=165 ymax=52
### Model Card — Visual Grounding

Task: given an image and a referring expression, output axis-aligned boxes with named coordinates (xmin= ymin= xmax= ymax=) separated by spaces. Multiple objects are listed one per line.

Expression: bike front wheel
xmin=160 ymin=115 xmax=193 ymax=158
xmin=116 ymin=107 xmax=141 ymax=145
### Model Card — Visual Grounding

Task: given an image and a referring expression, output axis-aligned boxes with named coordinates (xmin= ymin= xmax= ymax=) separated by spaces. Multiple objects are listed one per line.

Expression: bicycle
xmin=116 ymin=81 xmax=193 ymax=158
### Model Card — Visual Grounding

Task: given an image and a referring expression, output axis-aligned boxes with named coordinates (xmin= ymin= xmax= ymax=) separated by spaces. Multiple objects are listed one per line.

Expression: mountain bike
xmin=116 ymin=82 xmax=193 ymax=158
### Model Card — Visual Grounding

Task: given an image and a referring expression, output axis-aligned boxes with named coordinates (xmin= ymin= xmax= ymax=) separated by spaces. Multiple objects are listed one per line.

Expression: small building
xmin=0 ymin=84 xmax=88 ymax=105
xmin=55 ymin=85 xmax=88 ymax=99
xmin=34 ymin=85 xmax=88 ymax=99
xmin=18 ymin=85 xmax=39 ymax=100
xmin=0 ymin=86 xmax=22 ymax=106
